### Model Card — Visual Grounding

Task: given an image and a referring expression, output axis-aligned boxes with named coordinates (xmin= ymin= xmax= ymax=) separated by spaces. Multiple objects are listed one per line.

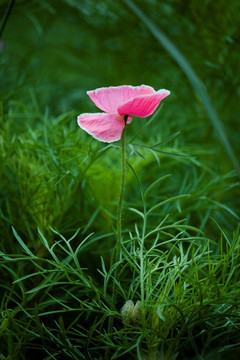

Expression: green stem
xmin=116 ymin=121 xmax=127 ymax=258
xmin=112 ymin=116 xmax=127 ymax=299
xmin=105 ymin=117 xmax=127 ymax=359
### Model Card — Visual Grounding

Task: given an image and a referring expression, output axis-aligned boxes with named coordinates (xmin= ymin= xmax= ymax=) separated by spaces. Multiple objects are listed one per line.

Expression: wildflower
xmin=120 ymin=300 xmax=142 ymax=326
xmin=77 ymin=85 xmax=170 ymax=142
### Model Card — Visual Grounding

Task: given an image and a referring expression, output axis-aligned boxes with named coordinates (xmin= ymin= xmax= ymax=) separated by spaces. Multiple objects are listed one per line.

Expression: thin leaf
xmin=145 ymin=174 xmax=172 ymax=198
xmin=128 ymin=207 xmax=145 ymax=219
xmin=133 ymin=143 xmax=190 ymax=159
xmin=147 ymin=194 xmax=190 ymax=215
xmin=152 ymin=131 xmax=181 ymax=147
xmin=12 ymin=227 xmax=36 ymax=258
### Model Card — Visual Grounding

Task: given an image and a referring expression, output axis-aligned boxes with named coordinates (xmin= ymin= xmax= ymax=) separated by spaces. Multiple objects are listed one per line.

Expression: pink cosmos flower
xmin=77 ymin=85 xmax=170 ymax=143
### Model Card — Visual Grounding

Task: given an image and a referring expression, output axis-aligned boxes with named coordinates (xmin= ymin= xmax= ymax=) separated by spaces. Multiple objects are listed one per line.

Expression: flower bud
xmin=120 ymin=300 xmax=142 ymax=326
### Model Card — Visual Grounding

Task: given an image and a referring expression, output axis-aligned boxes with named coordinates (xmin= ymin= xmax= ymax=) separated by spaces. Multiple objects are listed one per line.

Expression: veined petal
xmin=117 ymin=89 xmax=170 ymax=118
xmin=87 ymin=85 xmax=155 ymax=114
xmin=77 ymin=113 xmax=125 ymax=143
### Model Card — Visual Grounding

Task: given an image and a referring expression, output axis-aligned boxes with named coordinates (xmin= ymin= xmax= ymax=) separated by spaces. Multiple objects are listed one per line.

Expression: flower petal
xmin=126 ymin=116 xmax=132 ymax=124
xmin=87 ymin=85 xmax=155 ymax=114
xmin=117 ymin=89 xmax=170 ymax=118
xmin=77 ymin=113 xmax=125 ymax=143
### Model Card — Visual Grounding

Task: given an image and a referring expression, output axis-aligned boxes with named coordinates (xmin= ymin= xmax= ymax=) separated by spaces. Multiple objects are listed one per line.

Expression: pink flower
xmin=77 ymin=85 xmax=170 ymax=143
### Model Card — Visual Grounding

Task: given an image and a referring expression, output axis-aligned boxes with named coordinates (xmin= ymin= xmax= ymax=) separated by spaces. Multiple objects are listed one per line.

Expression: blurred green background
xmin=0 ymin=0 xmax=239 ymax=242
xmin=1 ymin=0 xmax=240 ymax=128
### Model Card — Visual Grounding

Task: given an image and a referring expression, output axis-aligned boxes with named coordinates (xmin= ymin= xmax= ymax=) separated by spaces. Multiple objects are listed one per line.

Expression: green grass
xmin=0 ymin=0 xmax=240 ymax=359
